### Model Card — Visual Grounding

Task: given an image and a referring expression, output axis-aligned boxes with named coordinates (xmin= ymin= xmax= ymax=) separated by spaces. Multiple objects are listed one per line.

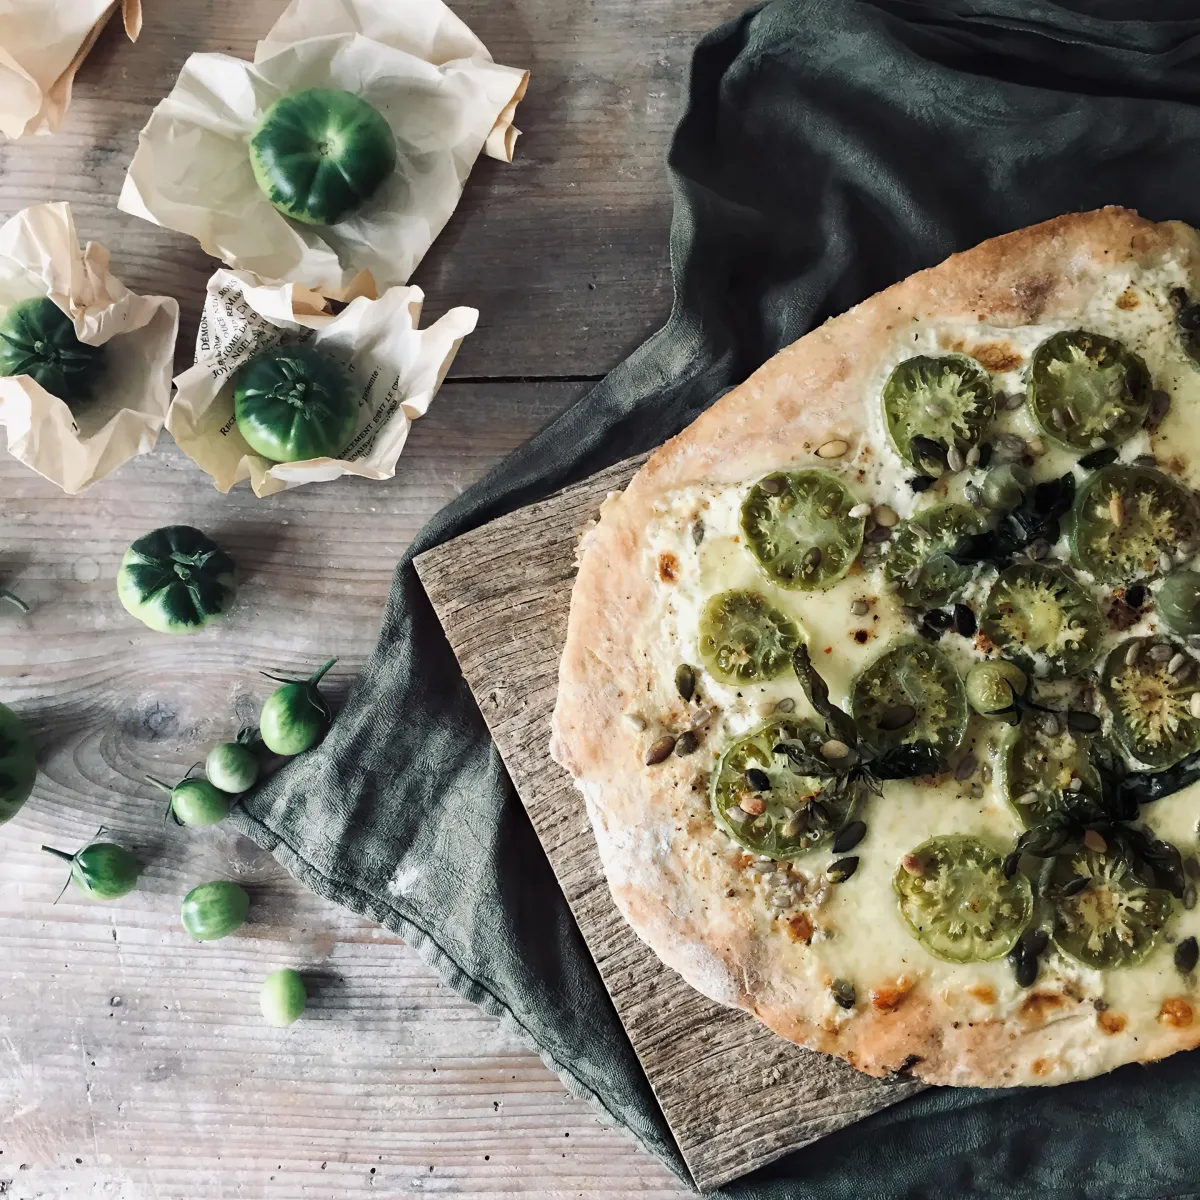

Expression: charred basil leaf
xmin=951 ymin=474 xmax=1075 ymax=572
xmin=791 ymin=643 xmax=857 ymax=748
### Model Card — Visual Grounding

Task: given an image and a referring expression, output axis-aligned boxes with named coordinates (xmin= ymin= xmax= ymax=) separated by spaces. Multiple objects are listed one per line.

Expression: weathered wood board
xmin=414 ymin=458 xmax=924 ymax=1192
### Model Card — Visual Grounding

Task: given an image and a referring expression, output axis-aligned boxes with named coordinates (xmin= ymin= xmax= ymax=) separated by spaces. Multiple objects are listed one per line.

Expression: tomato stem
xmin=41 ymin=845 xmax=74 ymax=863
xmin=145 ymin=775 xmax=174 ymax=794
xmin=0 ymin=589 xmax=29 ymax=613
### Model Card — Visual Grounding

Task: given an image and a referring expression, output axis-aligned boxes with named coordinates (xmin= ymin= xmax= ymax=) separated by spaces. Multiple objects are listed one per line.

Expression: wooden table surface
xmin=0 ymin=1 xmax=748 ymax=1195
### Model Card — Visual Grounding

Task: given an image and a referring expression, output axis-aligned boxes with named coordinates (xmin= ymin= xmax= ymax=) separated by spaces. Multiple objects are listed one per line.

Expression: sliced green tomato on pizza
xmin=1027 ymin=330 xmax=1151 ymax=451
xmin=881 ymin=354 xmax=994 ymax=472
xmin=893 ymin=835 xmax=1032 ymax=963
xmin=740 ymin=469 xmax=864 ymax=590
xmin=1101 ymin=636 xmax=1200 ymax=769
xmin=850 ymin=640 xmax=967 ymax=757
xmin=1002 ymin=723 xmax=1100 ymax=828
xmin=1049 ymin=845 xmax=1172 ymax=969
xmin=883 ymin=503 xmax=986 ymax=607
xmin=698 ymin=590 xmax=802 ymax=684
xmin=1068 ymin=465 xmax=1196 ymax=585
xmin=979 ymin=563 xmax=1102 ymax=678
xmin=1157 ymin=570 xmax=1200 ymax=637
xmin=711 ymin=717 xmax=853 ymax=859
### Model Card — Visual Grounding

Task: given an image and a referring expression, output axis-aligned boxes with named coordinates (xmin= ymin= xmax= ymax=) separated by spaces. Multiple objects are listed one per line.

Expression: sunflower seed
xmin=727 ymin=806 xmax=749 ymax=825
xmin=759 ymin=475 xmax=785 ymax=495
xmin=821 ymin=739 xmax=851 ymax=760
xmin=624 ymin=712 xmax=647 ymax=731
xmin=1175 ymin=936 xmax=1199 ymax=975
xmin=1125 ymin=640 xmax=1143 ymax=667
xmin=831 ymin=979 xmax=856 ymax=1009
xmin=1039 ymin=712 xmax=1062 ymax=737
xmin=688 ymin=704 xmax=717 ymax=732
xmin=1067 ymin=776 xmax=1083 ymax=792
xmin=1026 ymin=436 xmax=1046 ymax=456
xmin=850 ymin=598 xmax=870 ymax=617
xmin=817 ymin=439 xmax=850 ymax=460
xmin=1001 ymin=391 xmax=1026 ymax=411
xmin=848 ymin=502 xmax=872 ymax=519
xmin=691 ymin=520 xmax=705 ymax=546
xmin=1191 ymin=693 xmax=1200 ymax=719
xmin=879 ymin=704 xmax=917 ymax=731
xmin=1027 ymin=538 xmax=1050 ymax=561
xmin=675 ymin=730 xmax=699 ymax=756
xmin=969 ymin=781 xmax=983 ymax=798
xmin=773 ymin=696 xmax=797 ymax=714
xmin=1089 ymin=436 xmax=1107 ymax=451
xmin=1083 ymin=829 xmax=1108 ymax=854
xmin=827 ymin=856 xmax=859 ymax=883
xmin=1186 ymin=856 xmax=1200 ymax=879
xmin=1017 ymin=790 xmax=1040 ymax=809
xmin=1109 ymin=494 xmax=1125 ymax=527
xmin=954 ymin=754 xmax=978 ymax=781
xmin=1169 ymin=652 xmax=1189 ymax=676
xmin=980 ymin=763 xmax=993 ymax=783
xmin=964 ymin=482 xmax=983 ymax=506
xmin=675 ymin=663 xmax=696 ymax=702
xmin=994 ymin=432 xmax=1026 ymax=456
xmin=966 ymin=445 xmax=981 ymax=468
xmin=946 ymin=444 xmax=965 ymax=473
xmin=645 ymin=735 xmax=676 ymax=765
xmin=1053 ymin=406 xmax=1073 ymax=429
xmin=1186 ymin=885 xmax=1198 ymax=911
xmin=873 ymin=504 xmax=900 ymax=528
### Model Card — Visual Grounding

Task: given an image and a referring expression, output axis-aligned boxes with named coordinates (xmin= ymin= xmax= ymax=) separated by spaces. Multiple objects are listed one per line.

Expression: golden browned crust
xmin=550 ymin=208 xmax=1200 ymax=1087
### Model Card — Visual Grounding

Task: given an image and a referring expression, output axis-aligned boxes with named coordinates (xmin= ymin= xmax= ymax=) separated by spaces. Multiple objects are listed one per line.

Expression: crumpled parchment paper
xmin=0 ymin=201 xmax=178 ymax=494
xmin=168 ymin=267 xmax=477 ymax=498
xmin=0 ymin=0 xmax=141 ymax=140
xmin=119 ymin=0 xmax=528 ymax=292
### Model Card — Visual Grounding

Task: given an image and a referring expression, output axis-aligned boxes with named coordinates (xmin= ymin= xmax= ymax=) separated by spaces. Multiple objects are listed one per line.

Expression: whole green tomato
xmin=0 ymin=701 xmax=36 ymax=826
xmin=0 ymin=296 xmax=105 ymax=405
xmin=205 ymin=735 xmax=259 ymax=795
xmin=43 ymin=842 xmax=139 ymax=900
xmin=260 ymin=657 xmax=337 ymax=756
xmin=147 ymin=772 xmax=232 ymax=826
xmin=181 ymin=881 xmax=250 ymax=941
xmin=260 ymin=968 xmax=307 ymax=1027
xmin=117 ymin=525 xmax=237 ymax=635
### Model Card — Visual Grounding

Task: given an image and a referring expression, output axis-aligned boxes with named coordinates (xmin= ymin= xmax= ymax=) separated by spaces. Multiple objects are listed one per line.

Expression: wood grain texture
xmin=0 ymin=0 xmax=747 ymax=379
xmin=414 ymin=461 xmax=924 ymax=1193
xmin=2 ymin=382 xmax=693 ymax=1200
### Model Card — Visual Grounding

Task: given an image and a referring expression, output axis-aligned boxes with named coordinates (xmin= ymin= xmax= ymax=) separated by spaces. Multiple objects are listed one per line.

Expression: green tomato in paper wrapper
xmin=0 ymin=296 xmax=105 ymax=405
xmin=249 ymin=88 xmax=398 ymax=227
xmin=232 ymin=344 xmax=357 ymax=464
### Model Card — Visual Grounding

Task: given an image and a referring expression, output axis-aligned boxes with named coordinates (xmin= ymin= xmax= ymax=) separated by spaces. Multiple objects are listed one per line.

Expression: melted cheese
xmin=633 ymin=251 xmax=1200 ymax=1049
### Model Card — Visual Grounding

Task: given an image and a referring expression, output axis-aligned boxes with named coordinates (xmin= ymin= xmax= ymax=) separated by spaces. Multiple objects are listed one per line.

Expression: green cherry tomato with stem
xmin=0 ymin=701 xmax=37 ymax=826
xmin=205 ymin=728 xmax=260 ymax=794
xmin=260 ymin=657 xmax=337 ymax=756
xmin=43 ymin=841 xmax=139 ymax=901
xmin=146 ymin=769 xmax=232 ymax=827
xmin=181 ymin=880 xmax=250 ymax=941
xmin=261 ymin=968 xmax=307 ymax=1027
xmin=965 ymin=660 xmax=1028 ymax=721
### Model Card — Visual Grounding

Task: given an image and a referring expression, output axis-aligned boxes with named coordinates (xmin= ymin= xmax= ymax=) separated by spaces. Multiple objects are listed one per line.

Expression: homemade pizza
xmin=550 ymin=208 xmax=1200 ymax=1087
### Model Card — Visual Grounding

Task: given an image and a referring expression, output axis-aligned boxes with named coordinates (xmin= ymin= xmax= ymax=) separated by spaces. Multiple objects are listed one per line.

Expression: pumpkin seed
xmin=645 ymin=735 xmax=676 ymax=765
xmin=745 ymin=767 xmax=770 ymax=791
xmin=821 ymin=739 xmax=851 ymax=760
xmin=831 ymin=979 xmax=856 ymax=1009
xmin=1080 ymin=445 xmax=1119 ymax=469
xmin=833 ymin=821 xmax=867 ymax=853
xmin=1148 ymin=389 xmax=1171 ymax=429
xmin=878 ymin=704 xmax=917 ymax=731
xmin=675 ymin=664 xmax=696 ymax=702
xmin=1175 ymin=936 xmax=1199 ymax=975
xmin=827 ymin=856 xmax=859 ymax=883
xmin=954 ymin=754 xmax=977 ymax=781
xmin=773 ymin=697 xmax=796 ymax=714
xmin=909 ymin=475 xmax=936 ymax=493
xmin=808 ymin=800 xmax=831 ymax=828
xmin=952 ymin=604 xmax=976 ymax=637
xmin=1066 ymin=710 xmax=1102 ymax=733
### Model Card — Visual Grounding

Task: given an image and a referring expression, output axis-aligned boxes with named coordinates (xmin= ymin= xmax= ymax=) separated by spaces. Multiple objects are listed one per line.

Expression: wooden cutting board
xmin=413 ymin=455 xmax=924 ymax=1192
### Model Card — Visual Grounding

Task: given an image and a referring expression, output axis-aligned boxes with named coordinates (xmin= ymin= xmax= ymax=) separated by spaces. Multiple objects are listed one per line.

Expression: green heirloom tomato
xmin=117 ymin=525 xmax=237 ymax=635
xmin=261 ymin=968 xmax=307 ymax=1027
xmin=1157 ymin=570 xmax=1200 ymax=637
xmin=205 ymin=734 xmax=259 ymax=795
xmin=697 ymin=590 xmax=802 ymax=684
xmin=181 ymin=880 xmax=250 ymax=941
xmin=260 ymin=657 xmax=337 ymax=755
xmin=1027 ymin=330 xmax=1150 ymax=452
xmin=893 ymin=835 xmax=1031 ymax=963
xmin=147 ymin=772 xmax=231 ymax=827
xmin=233 ymin=345 xmax=357 ymax=464
xmin=249 ymin=88 xmax=397 ymax=226
xmin=0 ymin=701 xmax=36 ymax=826
xmin=964 ymin=660 xmax=1027 ymax=721
xmin=881 ymin=355 xmax=994 ymax=472
xmin=884 ymin=503 xmax=986 ymax=607
xmin=43 ymin=842 xmax=139 ymax=901
xmin=1002 ymin=724 xmax=1099 ymax=828
xmin=0 ymin=296 xmax=105 ymax=405
xmin=1102 ymin=636 xmax=1200 ymax=770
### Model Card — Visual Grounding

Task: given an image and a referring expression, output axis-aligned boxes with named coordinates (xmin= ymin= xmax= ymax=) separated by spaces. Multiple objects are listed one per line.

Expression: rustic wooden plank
xmin=0 ymin=0 xmax=747 ymax=380
xmin=1 ymin=381 xmax=694 ymax=1199
xmin=415 ymin=460 xmax=925 ymax=1192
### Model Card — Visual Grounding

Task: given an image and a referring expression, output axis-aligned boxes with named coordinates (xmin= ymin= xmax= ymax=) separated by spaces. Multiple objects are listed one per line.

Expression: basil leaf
xmin=791 ymin=643 xmax=858 ymax=748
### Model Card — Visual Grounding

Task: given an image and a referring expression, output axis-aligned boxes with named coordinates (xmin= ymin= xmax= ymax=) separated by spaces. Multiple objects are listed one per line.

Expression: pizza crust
xmin=551 ymin=209 xmax=1200 ymax=1087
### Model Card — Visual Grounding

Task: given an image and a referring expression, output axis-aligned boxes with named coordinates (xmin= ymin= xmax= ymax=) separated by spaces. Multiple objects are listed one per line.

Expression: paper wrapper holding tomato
xmin=167 ymin=268 xmax=477 ymax=499
xmin=118 ymin=0 xmax=529 ymax=293
xmin=0 ymin=202 xmax=179 ymax=494
xmin=0 ymin=0 xmax=141 ymax=140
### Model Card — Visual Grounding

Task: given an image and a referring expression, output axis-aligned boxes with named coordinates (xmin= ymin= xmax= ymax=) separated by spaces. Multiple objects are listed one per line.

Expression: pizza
xmin=549 ymin=208 xmax=1200 ymax=1087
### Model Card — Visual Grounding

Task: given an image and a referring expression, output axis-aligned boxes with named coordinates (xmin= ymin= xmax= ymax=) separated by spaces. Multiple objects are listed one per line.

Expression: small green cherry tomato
xmin=1027 ymin=330 xmax=1151 ymax=451
xmin=964 ymin=660 xmax=1027 ymax=720
xmin=881 ymin=354 xmax=994 ymax=471
xmin=1155 ymin=570 xmax=1200 ymax=637
xmin=43 ymin=842 xmax=139 ymax=901
xmin=697 ymin=590 xmax=802 ymax=684
xmin=233 ymin=345 xmax=357 ymax=464
xmin=710 ymin=717 xmax=856 ymax=860
xmin=206 ymin=740 xmax=259 ymax=794
xmin=249 ymin=88 xmax=397 ymax=226
xmin=181 ymin=881 xmax=250 ymax=941
xmin=117 ymin=525 xmax=237 ymax=635
xmin=884 ymin=503 xmax=986 ymax=607
xmin=1068 ymin=465 xmax=1197 ymax=585
xmin=851 ymin=640 xmax=968 ymax=757
xmin=893 ymin=835 xmax=1032 ymax=963
xmin=147 ymin=773 xmax=231 ymax=827
xmin=980 ymin=563 xmax=1102 ymax=678
xmin=0 ymin=701 xmax=37 ymax=826
xmin=740 ymin=469 xmax=864 ymax=590
xmin=1102 ymin=636 xmax=1200 ymax=770
xmin=261 ymin=968 xmax=307 ymax=1027
xmin=260 ymin=657 xmax=337 ymax=756
xmin=0 ymin=296 xmax=105 ymax=405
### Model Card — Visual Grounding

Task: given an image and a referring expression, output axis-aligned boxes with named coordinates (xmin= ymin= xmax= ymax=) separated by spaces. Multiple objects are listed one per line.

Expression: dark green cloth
xmin=234 ymin=1 xmax=1200 ymax=1194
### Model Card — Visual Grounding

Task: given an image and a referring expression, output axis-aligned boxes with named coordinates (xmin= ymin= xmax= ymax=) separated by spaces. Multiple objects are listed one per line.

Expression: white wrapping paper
xmin=0 ymin=202 xmax=178 ymax=493
xmin=168 ymin=268 xmax=477 ymax=498
xmin=0 ymin=0 xmax=141 ymax=140
xmin=119 ymin=0 xmax=528 ymax=292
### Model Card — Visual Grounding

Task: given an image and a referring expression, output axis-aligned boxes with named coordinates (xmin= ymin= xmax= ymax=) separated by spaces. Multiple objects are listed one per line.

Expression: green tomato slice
xmin=740 ymin=470 xmax=864 ymax=590
xmin=883 ymin=502 xmax=987 ymax=607
xmin=710 ymin=717 xmax=853 ymax=860
xmin=881 ymin=355 xmax=994 ymax=471
xmin=1027 ymin=330 xmax=1151 ymax=451
xmin=1002 ymin=724 xmax=1100 ymax=828
xmin=893 ymin=835 xmax=1032 ymax=963
xmin=980 ymin=563 xmax=1102 ymax=678
xmin=697 ymin=590 xmax=802 ymax=684
xmin=1068 ymin=465 xmax=1197 ymax=585
xmin=1101 ymin=636 xmax=1200 ymax=770
xmin=1157 ymin=570 xmax=1200 ymax=638
xmin=851 ymin=640 xmax=968 ymax=757
xmin=1050 ymin=845 xmax=1172 ymax=969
